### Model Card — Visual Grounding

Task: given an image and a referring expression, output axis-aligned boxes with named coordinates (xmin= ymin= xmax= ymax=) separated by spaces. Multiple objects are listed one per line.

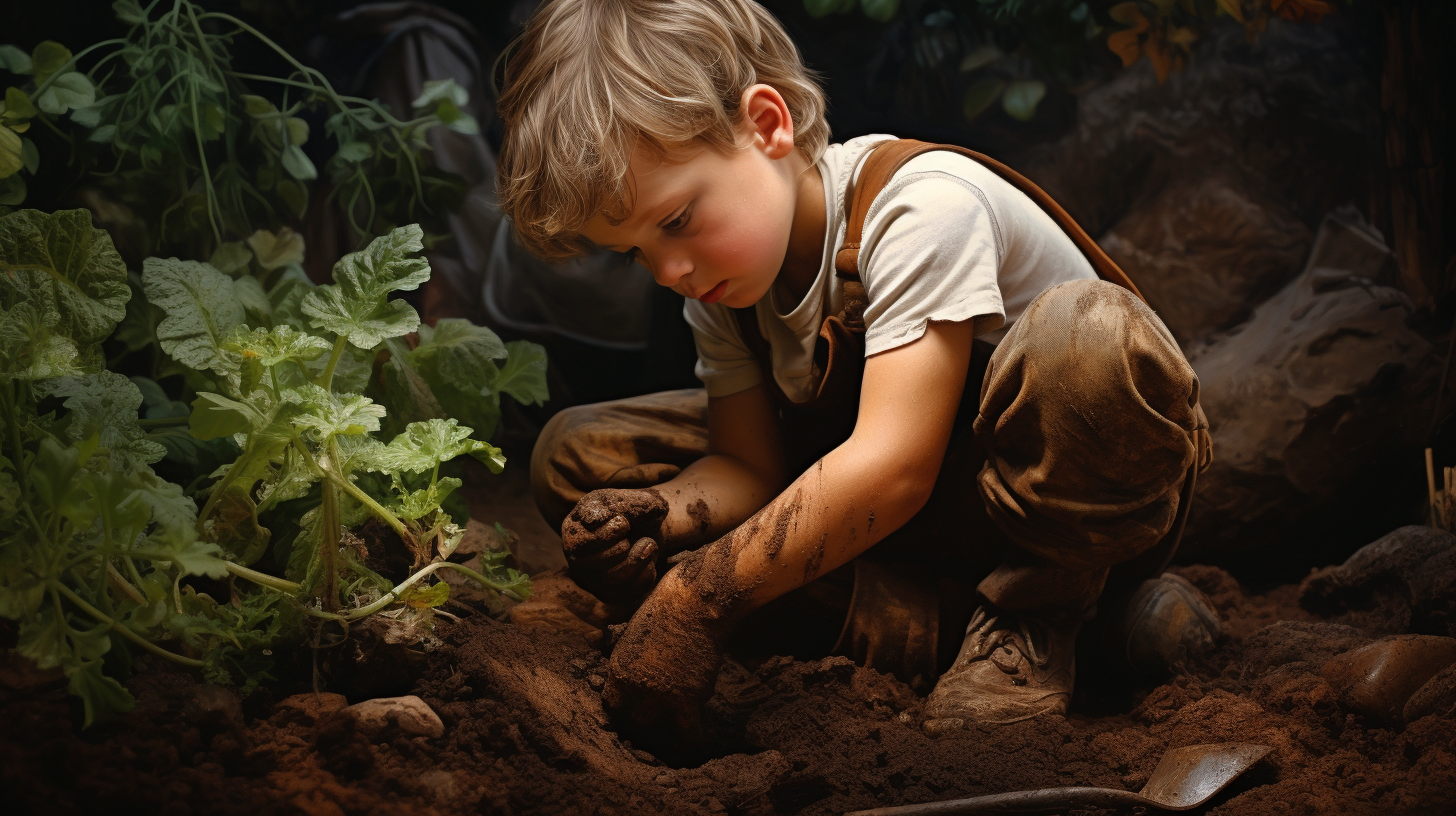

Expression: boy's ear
xmin=739 ymin=84 xmax=796 ymax=159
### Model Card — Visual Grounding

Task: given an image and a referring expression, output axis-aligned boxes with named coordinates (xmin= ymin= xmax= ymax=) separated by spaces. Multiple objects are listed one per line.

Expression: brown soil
xmin=4 ymin=550 xmax=1456 ymax=816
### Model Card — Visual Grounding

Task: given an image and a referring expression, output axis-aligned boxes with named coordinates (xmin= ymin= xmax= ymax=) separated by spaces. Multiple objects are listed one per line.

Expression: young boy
xmin=496 ymin=0 xmax=1210 ymax=740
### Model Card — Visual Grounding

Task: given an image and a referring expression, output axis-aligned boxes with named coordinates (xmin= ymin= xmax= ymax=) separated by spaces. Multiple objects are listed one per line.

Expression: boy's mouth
xmin=697 ymin=280 xmax=728 ymax=305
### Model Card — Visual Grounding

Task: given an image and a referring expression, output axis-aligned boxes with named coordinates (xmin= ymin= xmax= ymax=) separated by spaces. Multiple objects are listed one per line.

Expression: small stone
xmin=344 ymin=695 xmax=445 ymax=739
xmin=655 ymin=773 xmax=674 ymax=785
xmin=1321 ymin=635 xmax=1456 ymax=725
xmin=185 ymin=684 xmax=243 ymax=729
xmin=1405 ymin=663 xmax=1456 ymax=723
xmin=418 ymin=769 xmax=459 ymax=801
xmin=921 ymin=717 xmax=965 ymax=737
xmin=896 ymin=711 xmax=915 ymax=725
xmin=632 ymin=748 xmax=658 ymax=764
xmin=587 ymin=673 xmax=606 ymax=691
xmin=278 ymin=692 xmax=349 ymax=722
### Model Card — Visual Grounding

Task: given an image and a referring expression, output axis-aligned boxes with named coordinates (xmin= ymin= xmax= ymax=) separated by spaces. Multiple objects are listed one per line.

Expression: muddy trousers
xmin=531 ymin=280 xmax=1211 ymax=686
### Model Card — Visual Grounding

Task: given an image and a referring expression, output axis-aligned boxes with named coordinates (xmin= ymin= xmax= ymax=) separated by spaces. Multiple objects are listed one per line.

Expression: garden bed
xmin=4 ymin=468 xmax=1455 ymax=816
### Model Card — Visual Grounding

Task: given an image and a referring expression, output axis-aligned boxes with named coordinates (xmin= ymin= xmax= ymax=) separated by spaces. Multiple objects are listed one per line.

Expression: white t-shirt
xmin=684 ymin=134 xmax=1097 ymax=402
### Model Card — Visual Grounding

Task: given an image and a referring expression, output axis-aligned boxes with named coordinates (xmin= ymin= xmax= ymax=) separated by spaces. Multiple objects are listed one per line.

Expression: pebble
xmin=278 ymin=692 xmax=349 ymax=722
xmin=921 ymin=717 xmax=965 ymax=737
xmin=185 ymin=684 xmax=243 ymax=729
xmin=343 ymin=695 xmax=445 ymax=739
xmin=587 ymin=673 xmax=606 ymax=690
xmin=418 ymin=769 xmax=459 ymax=801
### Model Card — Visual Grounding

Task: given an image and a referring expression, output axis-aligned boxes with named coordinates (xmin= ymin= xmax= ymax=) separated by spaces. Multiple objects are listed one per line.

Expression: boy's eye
xmin=664 ymin=208 xmax=690 ymax=231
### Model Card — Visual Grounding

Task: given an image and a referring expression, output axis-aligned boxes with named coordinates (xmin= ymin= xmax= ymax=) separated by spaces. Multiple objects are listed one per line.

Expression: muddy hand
xmin=602 ymin=573 xmax=724 ymax=756
xmin=561 ymin=488 xmax=670 ymax=604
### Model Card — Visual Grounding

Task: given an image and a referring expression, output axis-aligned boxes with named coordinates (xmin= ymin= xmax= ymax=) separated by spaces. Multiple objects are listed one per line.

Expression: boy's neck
xmin=776 ymin=165 xmax=827 ymax=303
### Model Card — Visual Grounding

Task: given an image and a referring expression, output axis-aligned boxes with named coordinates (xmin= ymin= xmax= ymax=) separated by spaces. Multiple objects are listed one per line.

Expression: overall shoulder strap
xmin=835 ymin=138 xmax=1146 ymax=305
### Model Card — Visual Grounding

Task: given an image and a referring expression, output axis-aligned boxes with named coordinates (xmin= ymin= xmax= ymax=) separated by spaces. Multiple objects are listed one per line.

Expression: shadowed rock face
xmin=1017 ymin=19 xmax=1436 ymax=575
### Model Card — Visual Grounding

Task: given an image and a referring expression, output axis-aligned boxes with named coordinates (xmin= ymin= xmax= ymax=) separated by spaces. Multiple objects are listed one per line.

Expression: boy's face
xmin=582 ymin=89 xmax=812 ymax=309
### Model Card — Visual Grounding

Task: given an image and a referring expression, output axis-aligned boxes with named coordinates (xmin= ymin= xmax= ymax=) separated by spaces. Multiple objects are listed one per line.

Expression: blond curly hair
xmin=495 ymin=0 xmax=829 ymax=260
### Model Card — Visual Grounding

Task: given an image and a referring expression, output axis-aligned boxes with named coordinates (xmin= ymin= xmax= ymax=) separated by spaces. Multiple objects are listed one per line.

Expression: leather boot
xmin=922 ymin=604 xmax=1080 ymax=728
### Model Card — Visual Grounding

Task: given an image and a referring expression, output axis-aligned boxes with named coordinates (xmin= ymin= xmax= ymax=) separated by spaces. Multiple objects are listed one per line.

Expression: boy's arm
xmin=560 ymin=382 xmax=787 ymax=602
xmin=604 ymin=319 xmax=976 ymax=741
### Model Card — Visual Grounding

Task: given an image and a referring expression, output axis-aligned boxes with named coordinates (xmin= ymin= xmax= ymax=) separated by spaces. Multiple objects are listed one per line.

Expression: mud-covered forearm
xmin=653 ymin=453 xmax=784 ymax=552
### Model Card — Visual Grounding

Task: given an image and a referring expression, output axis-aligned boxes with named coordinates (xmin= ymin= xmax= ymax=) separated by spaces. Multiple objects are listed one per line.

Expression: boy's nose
xmin=651 ymin=254 xmax=693 ymax=288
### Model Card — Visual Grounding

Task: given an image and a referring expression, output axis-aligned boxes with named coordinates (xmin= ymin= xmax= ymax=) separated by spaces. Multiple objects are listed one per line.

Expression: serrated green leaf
xmin=224 ymin=325 xmax=331 ymax=370
xmin=29 ymin=437 xmax=86 ymax=521
xmin=492 ymin=340 xmax=549 ymax=406
xmin=16 ymin=605 xmax=71 ymax=670
xmin=0 ymin=46 xmax=34 ymax=75
xmin=141 ymin=257 xmax=245 ymax=376
xmin=0 ymin=300 xmax=87 ymax=381
xmin=132 ymin=469 xmax=200 ymax=540
xmin=288 ymin=384 xmax=385 ymax=440
xmin=301 ymin=224 xmax=430 ymax=349
xmin=36 ymin=72 xmax=95 ymax=116
xmin=0 ymin=209 xmax=130 ymax=354
xmin=365 ymin=418 xmax=499 ymax=474
xmin=47 ymin=371 xmax=165 ymax=473
xmin=392 ymin=476 xmax=461 ymax=521
xmin=68 ymin=658 xmax=135 ymax=727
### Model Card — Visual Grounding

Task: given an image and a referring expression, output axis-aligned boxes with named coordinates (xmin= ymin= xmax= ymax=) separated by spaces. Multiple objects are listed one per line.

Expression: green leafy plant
xmin=0 ymin=0 xmax=474 ymax=256
xmin=800 ymin=0 xmax=1338 ymax=124
xmin=2 ymin=209 xmax=543 ymax=725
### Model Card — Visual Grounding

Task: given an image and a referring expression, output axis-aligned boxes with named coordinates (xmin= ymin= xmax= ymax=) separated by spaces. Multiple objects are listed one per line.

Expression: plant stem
xmin=223 ymin=561 xmax=299 ymax=593
xmin=342 ymin=560 xmax=523 ymax=620
xmin=318 ymin=336 xmax=347 ymax=390
xmin=319 ymin=475 xmax=341 ymax=612
xmin=196 ymin=446 xmax=256 ymax=535
xmin=52 ymin=581 xmax=204 ymax=667
xmin=324 ymin=468 xmax=410 ymax=542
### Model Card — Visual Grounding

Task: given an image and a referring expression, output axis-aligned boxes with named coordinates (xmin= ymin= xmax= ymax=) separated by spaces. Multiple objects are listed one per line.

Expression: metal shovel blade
xmin=844 ymin=742 xmax=1272 ymax=816
xmin=1141 ymin=743 xmax=1272 ymax=809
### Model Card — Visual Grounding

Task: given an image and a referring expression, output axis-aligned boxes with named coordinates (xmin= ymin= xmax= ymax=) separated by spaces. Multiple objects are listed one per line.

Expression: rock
xmin=1099 ymin=172 xmax=1313 ymax=344
xmin=277 ymin=692 xmax=349 ymax=723
xmin=1404 ymin=663 xmax=1456 ymax=723
xmin=417 ymin=769 xmax=459 ymax=801
xmin=1320 ymin=635 xmax=1456 ymax=725
xmin=343 ymin=695 xmax=445 ymax=739
xmin=1179 ymin=209 xmax=1434 ymax=564
xmin=1301 ymin=526 xmax=1456 ymax=636
xmin=184 ymin=684 xmax=244 ymax=730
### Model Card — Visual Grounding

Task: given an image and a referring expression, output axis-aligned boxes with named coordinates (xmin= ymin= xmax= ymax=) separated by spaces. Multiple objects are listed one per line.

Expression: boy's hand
xmin=601 ymin=569 xmax=723 ymax=757
xmin=561 ymin=488 xmax=669 ymax=604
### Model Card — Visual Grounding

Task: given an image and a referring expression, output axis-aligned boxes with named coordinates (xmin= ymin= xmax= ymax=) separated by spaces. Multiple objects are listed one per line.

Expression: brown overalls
xmin=531 ymin=140 xmax=1212 ymax=691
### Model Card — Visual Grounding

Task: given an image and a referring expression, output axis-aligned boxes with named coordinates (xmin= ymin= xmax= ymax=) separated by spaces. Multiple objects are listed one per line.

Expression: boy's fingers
xmin=563 ymin=514 xmax=631 ymax=552
xmin=568 ymin=536 xmax=634 ymax=569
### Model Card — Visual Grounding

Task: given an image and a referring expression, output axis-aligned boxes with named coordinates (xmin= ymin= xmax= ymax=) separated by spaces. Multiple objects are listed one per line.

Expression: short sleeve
xmin=858 ymin=171 xmax=1005 ymax=355
xmin=682 ymin=300 xmax=763 ymax=397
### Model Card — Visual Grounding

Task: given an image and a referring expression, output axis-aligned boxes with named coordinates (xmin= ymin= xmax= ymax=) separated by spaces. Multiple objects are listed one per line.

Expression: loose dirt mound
xmin=3 ymin=561 xmax=1456 ymax=816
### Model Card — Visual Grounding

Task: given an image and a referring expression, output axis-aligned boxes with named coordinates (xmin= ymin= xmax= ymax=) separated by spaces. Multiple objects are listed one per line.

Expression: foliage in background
xmin=1 ymin=210 xmax=543 ymax=726
xmin=803 ymin=0 xmax=1337 ymax=124
xmin=0 ymin=0 xmax=476 ymax=259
